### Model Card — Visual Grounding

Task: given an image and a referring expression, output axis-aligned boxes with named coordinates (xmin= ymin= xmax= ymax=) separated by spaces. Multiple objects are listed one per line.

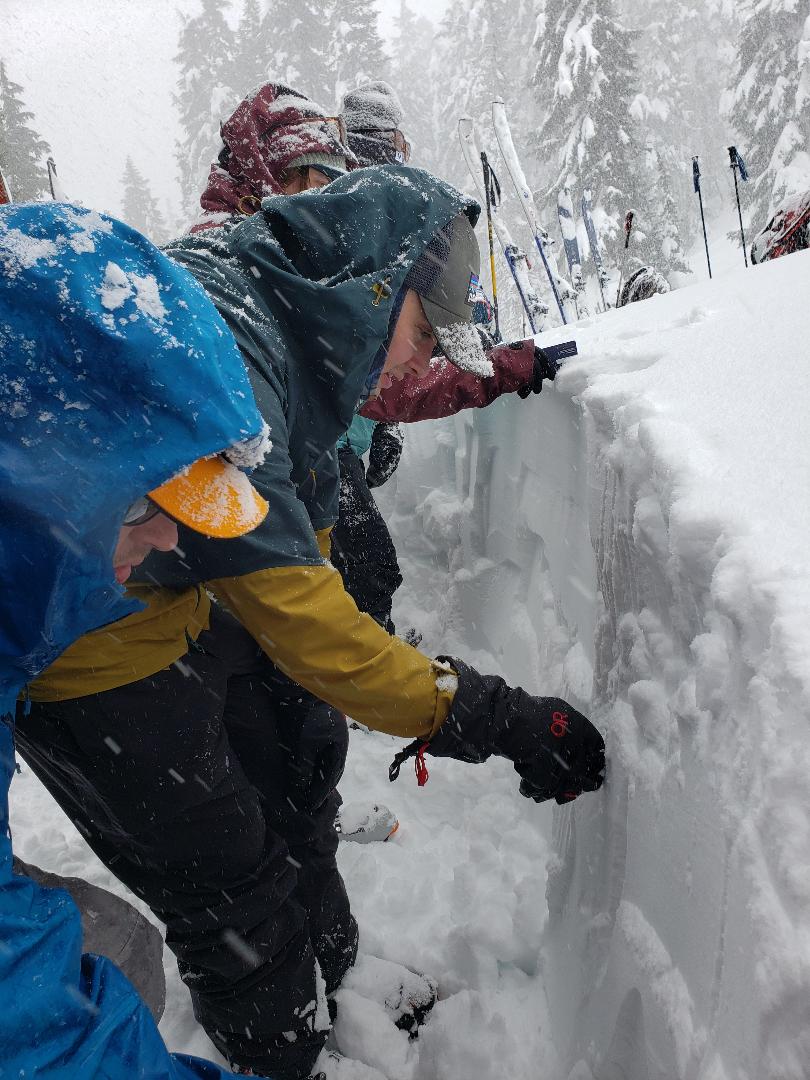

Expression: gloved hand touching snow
xmin=366 ymin=422 xmax=404 ymax=489
xmin=516 ymin=345 xmax=564 ymax=398
xmin=413 ymin=657 xmax=605 ymax=805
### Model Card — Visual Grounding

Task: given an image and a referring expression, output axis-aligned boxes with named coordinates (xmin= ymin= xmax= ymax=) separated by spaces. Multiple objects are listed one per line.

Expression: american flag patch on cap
xmin=466 ymin=272 xmax=480 ymax=305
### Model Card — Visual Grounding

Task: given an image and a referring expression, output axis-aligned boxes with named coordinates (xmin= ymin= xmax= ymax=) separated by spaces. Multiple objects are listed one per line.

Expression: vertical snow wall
xmin=378 ymin=262 xmax=810 ymax=1080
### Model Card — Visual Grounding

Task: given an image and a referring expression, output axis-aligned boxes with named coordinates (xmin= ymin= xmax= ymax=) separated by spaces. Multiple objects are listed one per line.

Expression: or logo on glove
xmin=549 ymin=710 xmax=569 ymax=738
xmin=516 ymin=697 xmax=606 ymax=806
xmin=409 ymin=657 xmax=606 ymax=807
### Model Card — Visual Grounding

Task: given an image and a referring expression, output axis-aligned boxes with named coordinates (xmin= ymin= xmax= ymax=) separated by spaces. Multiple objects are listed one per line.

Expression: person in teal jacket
xmin=329 ymin=81 xmax=410 ymax=633
xmin=0 ymin=202 xmax=268 ymax=1078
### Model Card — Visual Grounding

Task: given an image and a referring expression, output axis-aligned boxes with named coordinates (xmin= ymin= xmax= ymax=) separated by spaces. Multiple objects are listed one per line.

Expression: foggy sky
xmin=4 ymin=0 xmax=446 ymax=219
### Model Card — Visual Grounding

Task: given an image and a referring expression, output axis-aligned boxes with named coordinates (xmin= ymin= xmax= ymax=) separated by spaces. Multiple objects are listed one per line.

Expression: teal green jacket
xmin=54 ymin=169 xmax=480 ymax=743
xmin=337 ymin=414 xmax=378 ymax=457
xmin=151 ymin=165 xmax=479 ymax=585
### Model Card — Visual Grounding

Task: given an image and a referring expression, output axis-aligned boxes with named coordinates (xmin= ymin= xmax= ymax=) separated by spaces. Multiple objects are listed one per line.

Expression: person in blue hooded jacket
xmin=0 ymin=201 xmax=270 ymax=1078
xmin=16 ymin=169 xmax=605 ymax=1079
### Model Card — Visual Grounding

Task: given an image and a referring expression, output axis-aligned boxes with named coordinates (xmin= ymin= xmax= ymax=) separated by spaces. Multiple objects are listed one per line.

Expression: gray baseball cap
xmin=405 ymin=214 xmax=491 ymax=376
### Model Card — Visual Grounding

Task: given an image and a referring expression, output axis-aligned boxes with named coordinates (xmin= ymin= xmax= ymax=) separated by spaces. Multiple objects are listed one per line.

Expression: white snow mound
xmin=379 ymin=248 xmax=810 ymax=1080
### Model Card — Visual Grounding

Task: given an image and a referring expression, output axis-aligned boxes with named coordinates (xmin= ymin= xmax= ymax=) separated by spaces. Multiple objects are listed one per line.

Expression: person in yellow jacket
xmin=16 ymin=168 xmax=605 ymax=1080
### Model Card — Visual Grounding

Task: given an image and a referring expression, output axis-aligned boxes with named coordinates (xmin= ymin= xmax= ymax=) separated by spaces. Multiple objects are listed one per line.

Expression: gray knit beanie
xmin=341 ymin=81 xmax=403 ymax=133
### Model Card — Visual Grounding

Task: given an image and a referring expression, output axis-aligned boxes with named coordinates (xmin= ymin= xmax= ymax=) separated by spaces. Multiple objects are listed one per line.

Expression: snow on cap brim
xmin=416 ymin=213 xmax=493 ymax=376
xmin=431 ymin=321 xmax=493 ymax=377
xmin=149 ymin=455 xmax=268 ymax=539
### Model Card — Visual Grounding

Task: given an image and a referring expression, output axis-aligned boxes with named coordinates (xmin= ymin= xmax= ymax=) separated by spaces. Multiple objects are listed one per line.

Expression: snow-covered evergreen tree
xmin=643 ymin=146 xmax=691 ymax=275
xmin=685 ymin=0 xmax=740 ymax=187
xmin=626 ymin=3 xmax=696 ymax=272
xmin=390 ymin=1 xmax=440 ymax=170
xmin=432 ymin=0 xmax=537 ymax=190
xmin=619 ymin=0 xmax=738 ymax=175
xmin=174 ymin=0 xmax=238 ymax=217
xmin=121 ymin=157 xmax=170 ymax=245
xmin=429 ymin=2 xmax=475 ymax=188
xmin=531 ymin=0 xmax=661 ymax=268
xmin=328 ymin=0 xmax=389 ymax=103
xmin=726 ymin=0 xmax=810 ymax=227
xmin=261 ymin=0 xmax=333 ymax=104
xmin=231 ymin=0 xmax=268 ymax=96
xmin=0 ymin=60 xmax=51 ymax=201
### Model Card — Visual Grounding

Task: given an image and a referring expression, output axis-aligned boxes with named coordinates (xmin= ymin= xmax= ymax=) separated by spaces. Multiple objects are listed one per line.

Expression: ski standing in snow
xmin=580 ymin=190 xmax=610 ymax=311
xmin=458 ymin=116 xmax=546 ymax=334
xmin=492 ymin=98 xmax=575 ymax=325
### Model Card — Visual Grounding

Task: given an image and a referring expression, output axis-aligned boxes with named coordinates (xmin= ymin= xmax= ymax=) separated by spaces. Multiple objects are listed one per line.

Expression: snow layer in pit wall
xmin=378 ymin=248 xmax=810 ymax=1080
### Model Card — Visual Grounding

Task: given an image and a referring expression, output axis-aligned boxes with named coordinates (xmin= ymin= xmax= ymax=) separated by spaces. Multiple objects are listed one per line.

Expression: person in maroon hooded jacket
xmin=190 ymin=81 xmax=356 ymax=232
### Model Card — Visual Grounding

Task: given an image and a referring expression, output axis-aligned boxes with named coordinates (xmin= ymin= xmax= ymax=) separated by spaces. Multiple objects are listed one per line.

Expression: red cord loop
xmin=414 ymin=742 xmax=431 ymax=787
xmin=389 ymin=739 xmax=433 ymax=786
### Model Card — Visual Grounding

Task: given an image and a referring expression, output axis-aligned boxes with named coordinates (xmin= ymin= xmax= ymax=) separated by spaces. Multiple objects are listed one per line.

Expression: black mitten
xmin=391 ymin=657 xmax=605 ymax=805
xmin=516 ymin=347 xmax=559 ymax=398
xmin=366 ymin=423 xmax=404 ymax=489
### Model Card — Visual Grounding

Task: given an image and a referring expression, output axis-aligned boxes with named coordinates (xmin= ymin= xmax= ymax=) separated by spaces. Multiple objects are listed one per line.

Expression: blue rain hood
xmin=0 ymin=202 xmax=265 ymax=1078
xmin=0 ymin=202 xmax=265 ymax=716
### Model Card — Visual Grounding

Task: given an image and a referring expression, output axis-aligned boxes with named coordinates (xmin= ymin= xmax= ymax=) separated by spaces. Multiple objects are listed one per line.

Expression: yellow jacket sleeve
xmin=208 ymin=563 xmax=454 ymax=740
xmin=27 ymin=585 xmax=210 ymax=702
xmin=314 ymin=527 xmax=333 ymax=560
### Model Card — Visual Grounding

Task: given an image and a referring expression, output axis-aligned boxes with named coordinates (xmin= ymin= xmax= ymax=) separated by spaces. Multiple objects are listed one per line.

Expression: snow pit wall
xmin=379 ymin=254 xmax=810 ymax=1080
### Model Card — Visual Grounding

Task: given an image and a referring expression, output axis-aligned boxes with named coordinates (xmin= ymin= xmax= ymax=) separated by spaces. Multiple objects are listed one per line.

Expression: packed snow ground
xmin=9 ymin=248 xmax=810 ymax=1079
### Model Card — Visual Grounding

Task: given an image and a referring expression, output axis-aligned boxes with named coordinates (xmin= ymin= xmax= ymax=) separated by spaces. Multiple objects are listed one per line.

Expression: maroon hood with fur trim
xmin=191 ymin=82 xmax=357 ymax=232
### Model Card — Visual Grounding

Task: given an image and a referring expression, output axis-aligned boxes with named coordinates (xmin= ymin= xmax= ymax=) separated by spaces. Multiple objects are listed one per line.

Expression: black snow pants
xmin=330 ymin=446 xmax=403 ymax=632
xmin=15 ymin=607 xmax=356 ymax=1080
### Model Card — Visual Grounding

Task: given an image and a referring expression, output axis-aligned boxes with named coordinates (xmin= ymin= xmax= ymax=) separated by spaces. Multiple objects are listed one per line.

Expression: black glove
xmin=391 ymin=658 xmax=605 ymax=805
xmin=366 ymin=423 xmax=404 ymax=489
xmin=516 ymin=345 xmax=563 ymax=398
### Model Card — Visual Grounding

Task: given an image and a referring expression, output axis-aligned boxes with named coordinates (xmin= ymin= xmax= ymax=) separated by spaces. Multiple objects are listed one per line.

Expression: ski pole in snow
xmin=615 ymin=209 xmax=636 ymax=307
xmin=728 ymin=146 xmax=749 ymax=267
xmin=692 ymin=156 xmax=712 ymax=279
xmin=0 ymin=164 xmax=12 ymax=206
xmin=481 ymin=151 xmax=500 ymax=340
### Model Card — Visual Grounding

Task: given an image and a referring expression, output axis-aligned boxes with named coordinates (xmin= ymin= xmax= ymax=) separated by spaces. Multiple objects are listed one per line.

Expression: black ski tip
xmin=543 ymin=340 xmax=578 ymax=363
